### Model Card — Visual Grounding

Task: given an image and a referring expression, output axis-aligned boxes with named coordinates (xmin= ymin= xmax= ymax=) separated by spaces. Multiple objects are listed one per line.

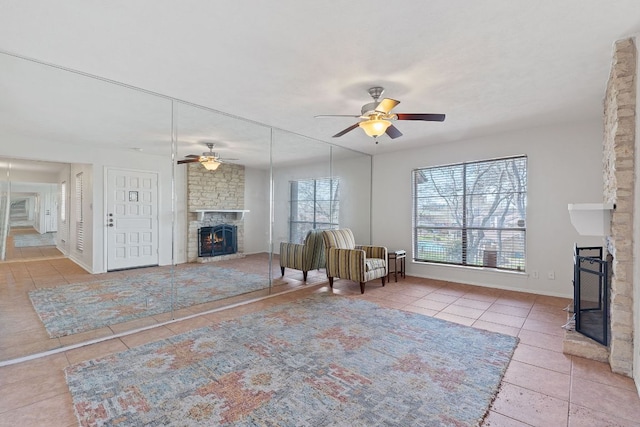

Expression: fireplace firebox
xmin=573 ymin=245 xmax=610 ymax=345
xmin=199 ymin=224 xmax=237 ymax=257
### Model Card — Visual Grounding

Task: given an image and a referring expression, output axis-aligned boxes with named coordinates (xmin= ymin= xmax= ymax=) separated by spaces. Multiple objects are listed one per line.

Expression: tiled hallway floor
xmin=1 ymin=268 xmax=639 ymax=426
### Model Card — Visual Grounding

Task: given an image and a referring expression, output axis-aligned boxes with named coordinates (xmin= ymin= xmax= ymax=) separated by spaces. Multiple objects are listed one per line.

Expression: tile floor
xmin=0 ymin=263 xmax=639 ymax=426
xmin=4 ymin=227 xmax=65 ymax=262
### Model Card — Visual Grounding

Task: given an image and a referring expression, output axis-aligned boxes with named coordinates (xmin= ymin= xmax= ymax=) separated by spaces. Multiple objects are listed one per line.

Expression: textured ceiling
xmin=1 ymin=0 xmax=639 ymax=171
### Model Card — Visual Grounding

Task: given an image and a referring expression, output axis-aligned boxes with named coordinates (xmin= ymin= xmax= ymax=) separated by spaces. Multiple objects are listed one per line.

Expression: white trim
xmin=192 ymin=209 xmax=250 ymax=221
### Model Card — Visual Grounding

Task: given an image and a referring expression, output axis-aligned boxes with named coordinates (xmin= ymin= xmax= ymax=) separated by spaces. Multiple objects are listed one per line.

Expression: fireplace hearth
xmin=199 ymin=224 xmax=238 ymax=257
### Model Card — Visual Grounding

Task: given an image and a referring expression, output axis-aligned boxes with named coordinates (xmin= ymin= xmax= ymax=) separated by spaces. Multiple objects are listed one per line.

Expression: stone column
xmin=603 ymin=38 xmax=636 ymax=376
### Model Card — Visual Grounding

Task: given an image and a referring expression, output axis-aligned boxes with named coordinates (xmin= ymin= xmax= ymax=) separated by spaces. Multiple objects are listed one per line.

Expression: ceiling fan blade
xmin=177 ymin=159 xmax=200 ymax=164
xmin=332 ymin=123 xmax=360 ymax=138
xmin=375 ymin=98 xmax=400 ymax=114
xmin=396 ymin=113 xmax=446 ymax=122
xmin=185 ymin=154 xmax=200 ymax=158
xmin=315 ymin=114 xmax=361 ymax=119
xmin=385 ymin=125 xmax=403 ymax=139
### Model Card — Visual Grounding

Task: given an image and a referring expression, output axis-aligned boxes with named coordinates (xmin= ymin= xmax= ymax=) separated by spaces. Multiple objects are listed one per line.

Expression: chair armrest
xmin=326 ymin=247 xmax=366 ymax=280
xmin=356 ymin=245 xmax=388 ymax=260
xmin=280 ymin=242 xmax=305 ymax=267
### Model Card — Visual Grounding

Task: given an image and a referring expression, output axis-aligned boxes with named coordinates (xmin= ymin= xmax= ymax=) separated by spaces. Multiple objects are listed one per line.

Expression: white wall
xmin=244 ymin=167 xmax=270 ymax=254
xmin=174 ymin=165 xmax=188 ymax=264
xmin=372 ymin=121 xmax=604 ymax=298
xmin=331 ymin=154 xmax=372 ymax=244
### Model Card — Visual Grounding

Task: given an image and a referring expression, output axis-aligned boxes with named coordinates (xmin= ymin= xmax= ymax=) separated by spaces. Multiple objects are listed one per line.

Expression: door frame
xmin=103 ymin=166 xmax=160 ymax=271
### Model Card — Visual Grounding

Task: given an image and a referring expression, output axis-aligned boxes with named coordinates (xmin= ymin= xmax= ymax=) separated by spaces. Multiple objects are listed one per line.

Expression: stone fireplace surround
xmin=564 ymin=38 xmax=637 ymax=381
xmin=186 ymin=162 xmax=246 ymax=262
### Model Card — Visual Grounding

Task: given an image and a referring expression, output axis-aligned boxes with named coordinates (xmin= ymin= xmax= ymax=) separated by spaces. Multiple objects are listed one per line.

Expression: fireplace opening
xmin=573 ymin=245 xmax=610 ymax=345
xmin=199 ymin=224 xmax=237 ymax=257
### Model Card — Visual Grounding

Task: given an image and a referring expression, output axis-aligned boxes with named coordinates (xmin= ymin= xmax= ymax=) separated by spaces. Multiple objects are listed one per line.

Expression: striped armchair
xmin=321 ymin=228 xmax=387 ymax=294
xmin=279 ymin=229 xmax=326 ymax=281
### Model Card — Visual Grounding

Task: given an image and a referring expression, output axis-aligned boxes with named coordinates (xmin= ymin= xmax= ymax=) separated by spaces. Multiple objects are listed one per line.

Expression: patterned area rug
xmin=66 ymin=294 xmax=518 ymax=426
xmin=29 ymin=266 xmax=269 ymax=338
xmin=12 ymin=231 xmax=56 ymax=247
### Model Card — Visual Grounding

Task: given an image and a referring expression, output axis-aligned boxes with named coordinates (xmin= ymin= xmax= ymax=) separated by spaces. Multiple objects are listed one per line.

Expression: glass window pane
xmin=415 ymin=228 xmax=462 ymax=264
xmin=412 ymin=156 xmax=526 ymax=271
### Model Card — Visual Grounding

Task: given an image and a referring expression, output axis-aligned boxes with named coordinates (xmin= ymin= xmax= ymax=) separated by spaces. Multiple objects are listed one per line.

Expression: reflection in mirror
xmin=329 ymin=145 xmax=372 ymax=244
xmin=272 ymin=129 xmax=332 ymax=287
xmin=0 ymin=51 xmax=373 ymax=364
xmin=0 ymin=158 xmax=70 ymax=262
xmin=0 ymin=52 xmax=175 ymax=362
xmin=0 ymin=161 xmax=9 ymax=261
xmin=171 ymin=101 xmax=276 ymax=315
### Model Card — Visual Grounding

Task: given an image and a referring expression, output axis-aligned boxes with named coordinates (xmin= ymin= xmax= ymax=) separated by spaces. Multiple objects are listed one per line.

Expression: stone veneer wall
xmin=186 ymin=162 xmax=246 ymax=262
xmin=603 ymin=38 xmax=636 ymax=376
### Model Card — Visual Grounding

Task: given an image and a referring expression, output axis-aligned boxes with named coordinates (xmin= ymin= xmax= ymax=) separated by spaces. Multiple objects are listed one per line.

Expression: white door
xmin=44 ymin=190 xmax=58 ymax=233
xmin=106 ymin=168 xmax=159 ymax=271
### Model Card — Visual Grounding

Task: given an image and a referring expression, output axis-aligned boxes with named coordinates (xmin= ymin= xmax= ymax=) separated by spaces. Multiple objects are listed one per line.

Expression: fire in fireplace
xmin=199 ymin=224 xmax=237 ymax=257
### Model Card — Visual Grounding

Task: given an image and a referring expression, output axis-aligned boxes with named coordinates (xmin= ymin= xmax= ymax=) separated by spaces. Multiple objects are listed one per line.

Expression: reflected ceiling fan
xmin=177 ymin=143 xmax=237 ymax=170
xmin=315 ymin=86 xmax=445 ymax=141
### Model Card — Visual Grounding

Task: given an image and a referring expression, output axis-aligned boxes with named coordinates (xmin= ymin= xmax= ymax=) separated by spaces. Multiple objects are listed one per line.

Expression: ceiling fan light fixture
xmin=201 ymin=159 xmax=221 ymax=170
xmin=359 ymin=119 xmax=391 ymax=137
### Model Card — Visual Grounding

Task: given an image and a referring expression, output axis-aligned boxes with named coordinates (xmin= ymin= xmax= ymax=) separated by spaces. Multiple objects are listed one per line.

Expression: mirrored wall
xmin=0 ymin=51 xmax=372 ymax=363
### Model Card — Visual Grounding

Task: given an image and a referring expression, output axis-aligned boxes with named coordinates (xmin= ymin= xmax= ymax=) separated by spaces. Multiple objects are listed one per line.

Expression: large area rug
xmin=65 ymin=293 xmax=518 ymax=426
xmin=12 ymin=231 xmax=56 ymax=247
xmin=29 ymin=266 xmax=270 ymax=338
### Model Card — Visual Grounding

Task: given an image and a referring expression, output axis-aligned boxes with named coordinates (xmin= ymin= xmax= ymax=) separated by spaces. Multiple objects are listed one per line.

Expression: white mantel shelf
xmin=193 ymin=209 xmax=250 ymax=221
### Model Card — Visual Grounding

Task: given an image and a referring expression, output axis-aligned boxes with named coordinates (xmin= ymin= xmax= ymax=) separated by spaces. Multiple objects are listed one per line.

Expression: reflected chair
xmin=279 ymin=229 xmax=326 ymax=281
xmin=321 ymin=228 xmax=387 ymax=294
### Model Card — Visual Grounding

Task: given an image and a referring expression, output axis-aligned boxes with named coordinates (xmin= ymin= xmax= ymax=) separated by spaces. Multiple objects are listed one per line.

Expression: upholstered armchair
xmin=279 ymin=229 xmax=326 ymax=281
xmin=321 ymin=228 xmax=387 ymax=294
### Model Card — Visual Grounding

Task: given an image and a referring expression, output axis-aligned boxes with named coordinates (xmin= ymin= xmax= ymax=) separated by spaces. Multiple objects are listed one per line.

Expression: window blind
xmin=412 ymin=156 xmax=527 ymax=271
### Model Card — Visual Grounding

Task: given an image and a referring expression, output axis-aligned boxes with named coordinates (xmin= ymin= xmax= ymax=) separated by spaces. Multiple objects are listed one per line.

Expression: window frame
xmin=412 ymin=155 xmax=527 ymax=271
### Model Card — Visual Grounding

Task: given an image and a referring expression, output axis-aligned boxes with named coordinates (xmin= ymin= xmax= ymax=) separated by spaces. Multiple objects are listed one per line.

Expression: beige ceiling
xmin=1 ymin=0 xmax=639 ymax=165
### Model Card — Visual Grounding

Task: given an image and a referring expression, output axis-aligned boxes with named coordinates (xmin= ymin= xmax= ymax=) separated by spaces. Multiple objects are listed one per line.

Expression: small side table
xmin=388 ymin=250 xmax=406 ymax=282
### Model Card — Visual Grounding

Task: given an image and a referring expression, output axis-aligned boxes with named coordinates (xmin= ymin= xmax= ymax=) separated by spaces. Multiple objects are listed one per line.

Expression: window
xmin=75 ymin=173 xmax=84 ymax=252
xmin=412 ymin=156 xmax=527 ymax=271
xmin=289 ymin=178 xmax=339 ymax=243
xmin=60 ymin=181 xmax=66 ymax=222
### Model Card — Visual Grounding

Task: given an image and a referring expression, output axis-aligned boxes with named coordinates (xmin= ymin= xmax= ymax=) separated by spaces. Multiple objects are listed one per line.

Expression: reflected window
xmin=289 ymin=178 xmax=339 ymax=243
xmin=412 ymin=156 xmax=527 ymax=271
xmin=75 ymin=173 xmax=84 ymax=252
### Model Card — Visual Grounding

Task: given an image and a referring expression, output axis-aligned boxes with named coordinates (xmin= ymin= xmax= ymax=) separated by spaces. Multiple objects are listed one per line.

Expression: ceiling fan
xmin=177 ymin=143 xmax=237 ymax=170
xmin=315 ymin=86 xmax=445 ymax=141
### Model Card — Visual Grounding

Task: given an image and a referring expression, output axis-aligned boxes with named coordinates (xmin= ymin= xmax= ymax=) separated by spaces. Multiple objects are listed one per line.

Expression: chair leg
xmin=303 ymin=271 xmax=308 ymax=281
xmin=328 ymin=277 xmax=334 ymax=288
xmin=280 ymin=267 xmax=285 ymax=276
xmin=360 ymin=282 xmax=365 ymax=294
